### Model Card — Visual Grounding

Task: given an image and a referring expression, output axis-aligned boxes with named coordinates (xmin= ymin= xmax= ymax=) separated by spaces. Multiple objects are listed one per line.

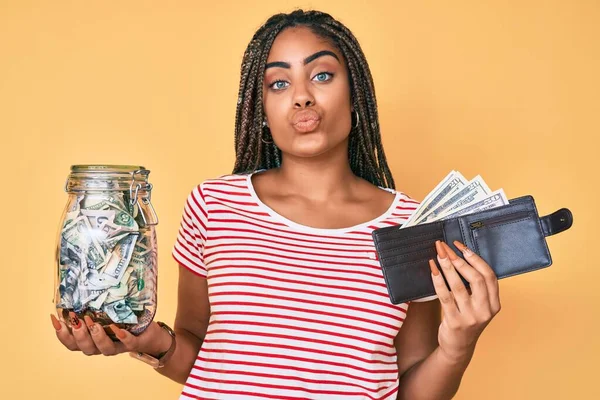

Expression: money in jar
xmin=54 ymin=165 xmax=159 ymax=339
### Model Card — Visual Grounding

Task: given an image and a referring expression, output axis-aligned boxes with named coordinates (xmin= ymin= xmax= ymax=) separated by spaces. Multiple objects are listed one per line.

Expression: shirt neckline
xmin=246 ymin=169 xmax=401 ymax=235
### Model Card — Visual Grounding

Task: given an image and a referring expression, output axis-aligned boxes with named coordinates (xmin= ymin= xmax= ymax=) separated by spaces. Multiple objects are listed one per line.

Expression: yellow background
xmin=1 ymin=1 xmax=597 ymax=398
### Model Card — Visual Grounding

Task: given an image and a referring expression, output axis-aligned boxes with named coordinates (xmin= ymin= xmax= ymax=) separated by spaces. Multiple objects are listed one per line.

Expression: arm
xmin=156 ymin=183 xmax=212 ymax=383
xmin=394 ymin=240 xmax=501 ymax=400
xmin=394 ymin=301 xmax=472 ymax=400
xmin=152 ymin=265 xmax=211 ymax=384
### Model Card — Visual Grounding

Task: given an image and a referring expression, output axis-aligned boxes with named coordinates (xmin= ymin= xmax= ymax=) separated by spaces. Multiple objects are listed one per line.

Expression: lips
xmin=292 ymin=110 xmax=321 ymax=133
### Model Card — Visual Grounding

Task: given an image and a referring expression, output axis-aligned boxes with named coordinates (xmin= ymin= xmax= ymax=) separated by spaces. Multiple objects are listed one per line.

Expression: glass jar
xmin=54 ymin=165 xmax=159 ymax=339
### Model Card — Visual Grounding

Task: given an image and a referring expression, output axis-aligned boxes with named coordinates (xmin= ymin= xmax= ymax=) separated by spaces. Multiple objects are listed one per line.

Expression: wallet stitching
xmin=528 ymin=199 xmax=553 ymax=262
xmin=402 ymin=292 xmax=437 ymax=303
xmin=375 ymin=235 xmax=442 ymax=249
xmin=459 ymin=219 xmax=469 ymax=251
xmin=379 ymin=239 xmax=441 ymax=256
xmin=495 ymin=262 xmax=552 ymax=280
xmin=381 ymin=240 xmax=439 ymax=250
xmin=380 ymin=258 xmax=430 ymax=269
xmin=375 ymin=223 xmax=441 ymax=236
xmin=374 ymin=229 xmax=441 ymax=242
xmin=473 ymin=216 xmax=533 ymax=232
xmin=534 ymin=214 xmax=553 ymax=264
xmin=381 ymin=247 xmax=437 ymax=262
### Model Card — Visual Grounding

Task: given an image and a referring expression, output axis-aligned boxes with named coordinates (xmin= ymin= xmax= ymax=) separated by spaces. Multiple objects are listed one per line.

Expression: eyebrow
xmin=265 ymin=50 xmax=340 ymax=70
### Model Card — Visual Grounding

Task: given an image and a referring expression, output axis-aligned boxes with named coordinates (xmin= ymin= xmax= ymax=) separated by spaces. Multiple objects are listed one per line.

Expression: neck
xmin=273 ymin=141 xmax=359 ymax=202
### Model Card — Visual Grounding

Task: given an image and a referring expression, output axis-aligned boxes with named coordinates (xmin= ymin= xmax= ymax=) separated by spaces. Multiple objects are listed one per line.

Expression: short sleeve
xmin=411 ymin=294 xmax=439 ymax=302
xmin=171 ymin=184 xmax=209 ymax=277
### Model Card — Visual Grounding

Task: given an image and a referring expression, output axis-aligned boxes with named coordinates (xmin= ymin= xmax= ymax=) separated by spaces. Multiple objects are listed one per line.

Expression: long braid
xmin=232 ymin=9 xmax=396 ymax=189
xmin=319 ymin=21 xmax=392 ymax=187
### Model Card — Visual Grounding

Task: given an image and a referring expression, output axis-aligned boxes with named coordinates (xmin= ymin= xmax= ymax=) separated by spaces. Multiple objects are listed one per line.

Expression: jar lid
xmin=65 ymin=164 xmax=152 ymax=193
xmin=70 ymin=164 xmax=146 ymax=172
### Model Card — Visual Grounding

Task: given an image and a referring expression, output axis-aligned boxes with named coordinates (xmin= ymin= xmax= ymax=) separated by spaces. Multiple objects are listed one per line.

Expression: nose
xmin=293 ymin=81 xmax=315 ymax=108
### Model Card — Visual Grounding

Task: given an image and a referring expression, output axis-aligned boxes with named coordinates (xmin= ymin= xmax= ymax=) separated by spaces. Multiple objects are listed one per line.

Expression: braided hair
xmin=232 ymin=9 xmax=396 ymax=189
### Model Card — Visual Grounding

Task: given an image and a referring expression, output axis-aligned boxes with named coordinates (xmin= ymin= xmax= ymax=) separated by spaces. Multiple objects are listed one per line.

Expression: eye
xmin=268 ymin=80 xmax=289 ymax=91
xmin=313 ymin=71 xmax=334 ymax=82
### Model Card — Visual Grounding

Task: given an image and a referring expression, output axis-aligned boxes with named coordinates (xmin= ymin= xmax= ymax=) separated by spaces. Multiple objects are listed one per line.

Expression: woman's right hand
xmin=50 ymin=312 xmax=169 ymax=357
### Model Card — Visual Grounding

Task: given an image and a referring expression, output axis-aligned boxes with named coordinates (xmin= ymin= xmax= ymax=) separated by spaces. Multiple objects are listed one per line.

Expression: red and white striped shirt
xmin=171 ymin=170 xmax=434 ymax=400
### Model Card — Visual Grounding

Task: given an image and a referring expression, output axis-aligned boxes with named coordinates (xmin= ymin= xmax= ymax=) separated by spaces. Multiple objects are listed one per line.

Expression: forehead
xmin=267 ymin=26 xmax=342 ymax=63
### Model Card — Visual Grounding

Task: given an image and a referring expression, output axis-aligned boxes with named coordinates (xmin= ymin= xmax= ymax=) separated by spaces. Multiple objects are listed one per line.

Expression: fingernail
xmin=435 ymin=240 xmax=448 ymax=260
xmin=454 ymin=240 xmax=474 ymax=257
xmin=69 ymin=312 xmax=81 ymax=330
xmin=441 ymin=241 xmax=458 ymax=260
xmin=50 ymin=314 xmax=62 ymax=331
xmin=84 ymin=316 xmax=97 ymax=334
xmin=110 ymin=324 xmax=127 ymax=340
xmin=429 ymin=259 xmax=440 ymax=276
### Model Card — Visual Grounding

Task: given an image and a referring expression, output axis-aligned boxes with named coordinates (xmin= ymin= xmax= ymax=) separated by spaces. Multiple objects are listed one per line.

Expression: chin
xmin=283 ymin=134 xmax=349 ymax=158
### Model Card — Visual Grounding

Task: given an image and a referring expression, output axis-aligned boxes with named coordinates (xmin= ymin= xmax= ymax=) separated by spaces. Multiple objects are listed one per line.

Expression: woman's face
xmin=262 ymin=26 xmax=353 ymax=159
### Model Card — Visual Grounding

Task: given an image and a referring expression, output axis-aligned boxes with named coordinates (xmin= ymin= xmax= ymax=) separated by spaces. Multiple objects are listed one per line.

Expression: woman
xmin=51 ymin=10 xmax=501 ymax=399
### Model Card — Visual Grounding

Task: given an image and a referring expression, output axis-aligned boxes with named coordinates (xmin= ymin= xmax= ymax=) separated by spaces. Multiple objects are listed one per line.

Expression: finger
xmin=69 ymin=312 xmax=100 ymax=356
xmin=429 ymin=259 xmax=460 ymax=320
xmin=51 ymin=314 xmax=79 ymax=352
xmin=85 ymin=316 xmax=126 ymax=356
xmin=443 ymin=242 xmax=489 ymax=303
xmin=109 ymin=324 xmax=139 ymax=352
xmin=453 ymin=241 xmax=501 ymax=313
xmin=436 ymin=241 xmax=472 ymax=312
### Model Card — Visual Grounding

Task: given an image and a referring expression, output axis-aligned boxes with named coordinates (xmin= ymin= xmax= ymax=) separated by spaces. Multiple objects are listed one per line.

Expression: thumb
xmin=109 ymin=324 xmax=140 ymax=352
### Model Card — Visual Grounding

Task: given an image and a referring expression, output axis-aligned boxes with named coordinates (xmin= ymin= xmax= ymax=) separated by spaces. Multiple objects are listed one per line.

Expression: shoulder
xmin=376 ymin=185 xmax=421 ymax=209
xmin=373 ymin=186 xmax=420 ymax=223
xmin=188 ymin=173 xmax=250 ymax=198
xmin=394 ymin=190 xmax=421 ymax=208
xmin=181 ymin=173 xmax=252 ymax=220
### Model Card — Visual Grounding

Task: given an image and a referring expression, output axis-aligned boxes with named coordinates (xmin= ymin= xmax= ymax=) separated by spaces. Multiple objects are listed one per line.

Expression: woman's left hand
xmin=429 ymin=240 xmax=502 ymax=363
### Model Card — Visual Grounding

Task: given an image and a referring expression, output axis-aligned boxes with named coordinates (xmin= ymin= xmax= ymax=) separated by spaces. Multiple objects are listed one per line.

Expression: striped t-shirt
xmin=171 ymin=170 xmax=435 ymax=400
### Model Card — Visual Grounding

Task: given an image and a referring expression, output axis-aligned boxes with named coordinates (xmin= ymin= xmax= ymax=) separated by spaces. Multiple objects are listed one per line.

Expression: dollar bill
xmin=403 ymin=171 xmax=467 ymax=227
xmin=103 ymin=299 xmax=138 ymax=324
xmin=400 ymin=171 xmax=509 ymax=231
xmin=63 ymin=210 xmax=81 ymax=229
xmin=415 ymin=175 xmax=491 ymax=224
xmin=438 ymin=189 xmax=509 ymax=220
xmin=77 ymin=284 xmax=106 ymax=306
xmin=57 ymin=190 xmax=157 ymax=324
xmin=97 ymin=219 xmax=138 ymax=242
xmin=403 ymin=171 xmax=454 ymax=226
xmin=100 ymin=233 xmax=138 ymax=285
xmin=57 ymin=252 xmax=83 ymax=310
xmin=62 ymin=217 xmax=106 ymax=270
xmin=80 ymin=209 xmax=116 ymax=230
xmin=134 ymin=238 xmax=151 ymax=256
xmin=101 ymin=232 xmax=130 ymax=254
xmin=67 ymin=194 xmax=84 ymax=213
xmin=88 ymin=290 xmax=109 ymax=310
xmin=104 ymin=279 xmax=131 ymax=304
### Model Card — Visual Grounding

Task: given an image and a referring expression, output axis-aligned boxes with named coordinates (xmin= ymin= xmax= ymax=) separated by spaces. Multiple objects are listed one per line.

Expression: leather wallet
xmin=371 ymin=195 xmax=573 ymax=304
